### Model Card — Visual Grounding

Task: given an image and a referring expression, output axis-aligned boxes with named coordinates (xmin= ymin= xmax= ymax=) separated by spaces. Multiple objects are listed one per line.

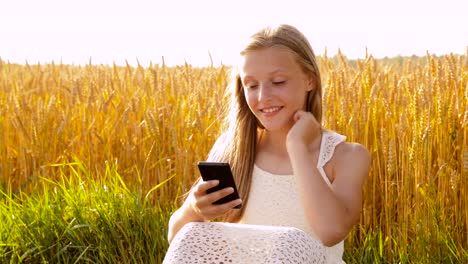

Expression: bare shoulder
xmin=335 ymin=142 xmax=370 ymax=163
xmin=332 ymin=142 xmax=371 ymax=183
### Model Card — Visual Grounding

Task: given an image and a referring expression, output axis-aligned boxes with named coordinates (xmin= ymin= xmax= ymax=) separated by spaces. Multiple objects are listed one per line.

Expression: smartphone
xmin=197 ymin=161 xmax=242 ymax=209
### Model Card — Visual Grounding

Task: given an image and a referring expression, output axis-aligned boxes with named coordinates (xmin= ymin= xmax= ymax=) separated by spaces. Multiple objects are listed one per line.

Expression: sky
xmin=0 ymin=0 xmax=467 ymax=67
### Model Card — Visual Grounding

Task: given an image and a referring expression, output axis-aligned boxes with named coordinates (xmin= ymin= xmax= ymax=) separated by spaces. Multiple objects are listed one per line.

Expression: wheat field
xmin=0 ymin=52 xmax=467 ymax=263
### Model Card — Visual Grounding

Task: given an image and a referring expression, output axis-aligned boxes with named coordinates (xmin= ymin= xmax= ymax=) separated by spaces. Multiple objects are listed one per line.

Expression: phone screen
xmin=197 ymin=162 xmax=242 ymax=209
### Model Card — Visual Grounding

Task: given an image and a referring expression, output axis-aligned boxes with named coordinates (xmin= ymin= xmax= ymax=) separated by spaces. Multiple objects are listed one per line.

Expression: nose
xmin=257 ymin=83 xmax=271 ymax=102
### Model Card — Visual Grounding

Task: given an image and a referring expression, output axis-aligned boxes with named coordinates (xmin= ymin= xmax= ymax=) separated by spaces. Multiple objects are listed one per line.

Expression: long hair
xmin=209 ymin=24 xmax=323 ymax=222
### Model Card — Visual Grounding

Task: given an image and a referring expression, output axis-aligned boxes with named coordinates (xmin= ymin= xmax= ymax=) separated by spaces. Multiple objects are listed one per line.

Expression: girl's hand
xmin=188 ymin=180 xmax=242 ymax=221
xmin=286 ymin=110 xmax=321 ymax=149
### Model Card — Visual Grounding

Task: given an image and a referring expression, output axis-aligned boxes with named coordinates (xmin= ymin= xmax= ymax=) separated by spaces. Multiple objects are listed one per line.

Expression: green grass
xmin=1 ymin=159 xmax=465 ymax=263
xmin=343 ymin=226 xmax=467 ymax=263
xmin=0 ymin=158 xmax=172 ymax=263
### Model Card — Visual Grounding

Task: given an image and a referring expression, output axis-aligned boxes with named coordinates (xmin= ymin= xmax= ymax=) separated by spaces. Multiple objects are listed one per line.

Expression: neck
xmin=258 ymin=127 xmax=290 ymax=157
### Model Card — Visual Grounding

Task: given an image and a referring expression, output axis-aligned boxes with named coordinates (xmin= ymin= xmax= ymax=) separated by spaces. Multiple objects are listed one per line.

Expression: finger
xmin=216 ymin=198 xmax=243 ymax=211
xmin=293 ymin=110 xmax=306 ymax=122
xmin=193 ymin=186 xmax=233 ymax=211
xmin=296 ymin=110 xmax=319 ymax=124
xmin=205 ymin=187 xmax=235 ymax=203
xmin=194 ymin=180 xmax=219 ymax=196
xmin=205 ymin=198 xmax=243 ymax=216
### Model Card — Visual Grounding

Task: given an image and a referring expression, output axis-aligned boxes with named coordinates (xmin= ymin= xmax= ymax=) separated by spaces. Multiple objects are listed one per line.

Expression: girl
xmin=166 ymin=24 xmax=371 ymax=263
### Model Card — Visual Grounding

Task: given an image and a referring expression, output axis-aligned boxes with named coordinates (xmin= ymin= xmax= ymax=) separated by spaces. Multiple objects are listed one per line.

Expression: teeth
xmin=262 ymin=107 xmax=281 ymax=113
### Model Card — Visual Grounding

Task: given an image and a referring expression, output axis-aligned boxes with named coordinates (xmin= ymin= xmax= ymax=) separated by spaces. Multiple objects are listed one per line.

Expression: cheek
xmin=284 ymin=90 xmax=307 ymax=109
xmin=244 ymin=89 xmax=257 ymax=108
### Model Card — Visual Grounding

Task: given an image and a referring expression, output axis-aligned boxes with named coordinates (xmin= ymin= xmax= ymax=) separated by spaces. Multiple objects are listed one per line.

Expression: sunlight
xmin=0 ymin=0 xmax=466 ymax=66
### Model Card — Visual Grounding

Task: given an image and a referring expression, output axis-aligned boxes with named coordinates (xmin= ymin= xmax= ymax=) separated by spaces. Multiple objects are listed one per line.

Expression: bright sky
xmin=1 ymin=0 xmax=467 ymax=67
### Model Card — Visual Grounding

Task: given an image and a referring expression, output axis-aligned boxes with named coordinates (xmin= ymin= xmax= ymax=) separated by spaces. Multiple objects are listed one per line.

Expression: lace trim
xmin=317 ymin=131 xmax=346 ymax=186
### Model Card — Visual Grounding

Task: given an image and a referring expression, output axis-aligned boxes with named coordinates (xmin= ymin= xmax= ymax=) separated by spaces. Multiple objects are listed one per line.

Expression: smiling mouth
xmin=260 ymin=106 xmax=283 ymax=113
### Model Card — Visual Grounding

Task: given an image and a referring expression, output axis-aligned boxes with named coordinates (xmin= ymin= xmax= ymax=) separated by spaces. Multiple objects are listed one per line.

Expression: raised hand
xmin=286 ymin=110 xmax=321 ymax=150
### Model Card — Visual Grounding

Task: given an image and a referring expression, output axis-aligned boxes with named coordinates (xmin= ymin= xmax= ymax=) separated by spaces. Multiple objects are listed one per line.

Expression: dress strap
xmin=317 ymin=131 xmax=346 ymax=186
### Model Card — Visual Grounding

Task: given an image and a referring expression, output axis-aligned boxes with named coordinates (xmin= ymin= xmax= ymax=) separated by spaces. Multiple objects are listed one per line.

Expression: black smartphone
xmin=197 ymin=161 xmax=242 ymax=209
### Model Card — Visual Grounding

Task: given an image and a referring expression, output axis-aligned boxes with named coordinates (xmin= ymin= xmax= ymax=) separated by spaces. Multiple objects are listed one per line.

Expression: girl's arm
xmin=288 ymin=141 xmax=370 ymax=247
xmin=286 ymin=110 xmax=371 ymax=247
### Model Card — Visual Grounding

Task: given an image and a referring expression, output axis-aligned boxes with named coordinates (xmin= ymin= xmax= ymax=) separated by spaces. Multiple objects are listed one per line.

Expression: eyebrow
xmin=242 ymin=69 xmax=289 ymax=81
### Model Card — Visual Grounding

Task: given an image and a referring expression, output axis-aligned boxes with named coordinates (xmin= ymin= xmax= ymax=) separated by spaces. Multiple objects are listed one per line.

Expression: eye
xmin=245 ymin=83 xmax=258 ymax=89
xmin=272 ymin=81 xmax=286 ymax=86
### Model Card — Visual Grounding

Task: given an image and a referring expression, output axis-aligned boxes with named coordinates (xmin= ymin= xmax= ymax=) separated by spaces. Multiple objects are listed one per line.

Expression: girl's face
xmin=240 ymin=46 xmax=313 ymax=133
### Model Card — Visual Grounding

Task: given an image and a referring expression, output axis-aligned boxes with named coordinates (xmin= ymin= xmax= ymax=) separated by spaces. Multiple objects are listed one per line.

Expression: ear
xmin=306 ymin=76 xmax=315 ymax=92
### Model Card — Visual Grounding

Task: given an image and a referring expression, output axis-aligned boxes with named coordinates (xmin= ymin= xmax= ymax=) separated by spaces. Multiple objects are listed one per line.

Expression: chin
xmin=256 ymin=115 xmax=294 ymax=132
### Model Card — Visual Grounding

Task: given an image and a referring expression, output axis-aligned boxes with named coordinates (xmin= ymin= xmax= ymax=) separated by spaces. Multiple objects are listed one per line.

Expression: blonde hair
xmin=209 ymin=24 xmax=323 ymax=222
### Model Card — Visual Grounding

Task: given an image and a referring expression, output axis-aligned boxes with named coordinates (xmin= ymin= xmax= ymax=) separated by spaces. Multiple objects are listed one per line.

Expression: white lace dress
xmin=164 ymin=131 xmax=346 ymax=264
